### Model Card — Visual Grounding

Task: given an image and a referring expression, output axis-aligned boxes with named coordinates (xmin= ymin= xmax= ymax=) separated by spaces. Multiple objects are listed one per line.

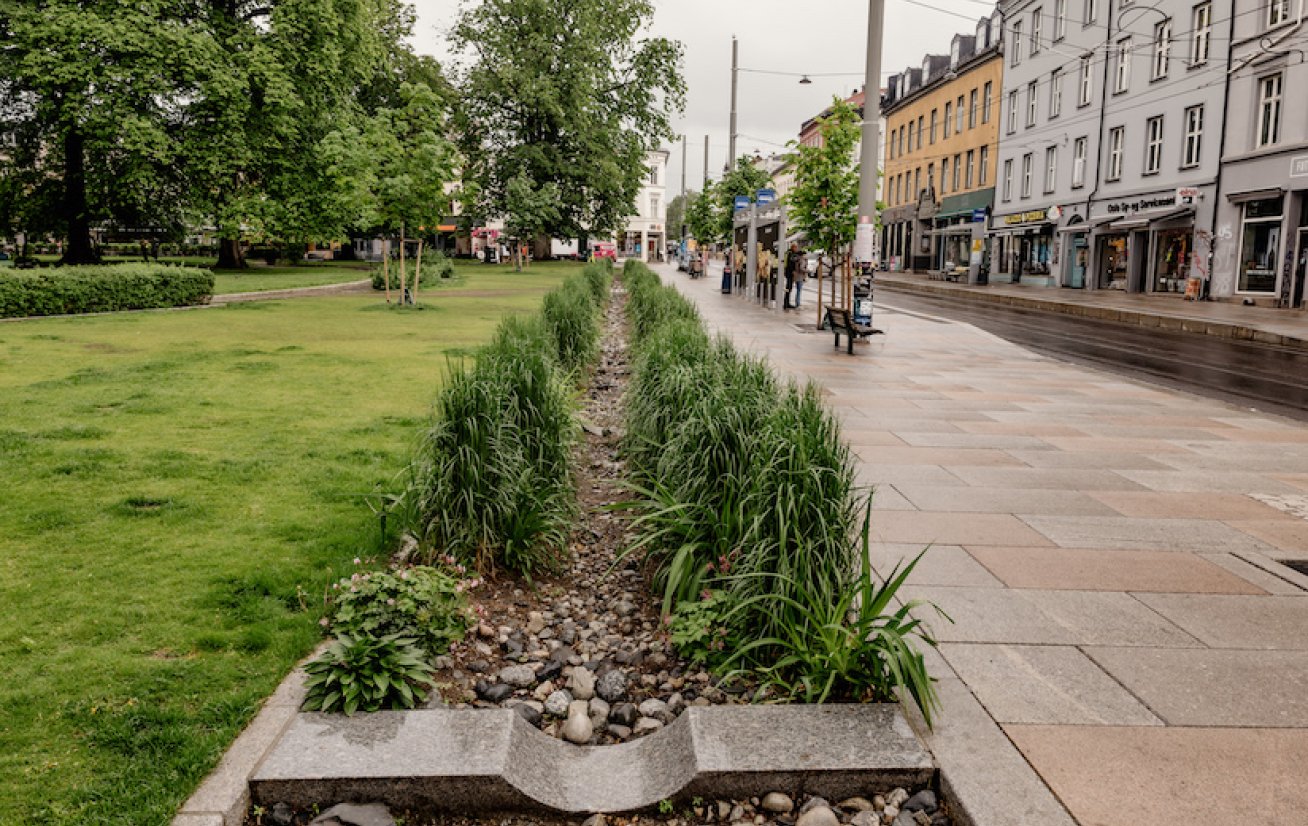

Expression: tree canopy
xmin=786 ymin=97 xmax=861 ymax=261
xmin=451 ymin=0 xmax=685 ymax=242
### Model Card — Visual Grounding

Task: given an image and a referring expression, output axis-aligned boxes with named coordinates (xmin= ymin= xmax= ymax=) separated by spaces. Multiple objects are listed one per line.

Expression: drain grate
xmin=1281 ymin=559 xmax=1308 ymax=578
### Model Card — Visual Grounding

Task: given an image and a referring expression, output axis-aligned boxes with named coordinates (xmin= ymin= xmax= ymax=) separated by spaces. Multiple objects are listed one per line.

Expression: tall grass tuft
xmin=402 ymin=271 xmax=610 ymax=577
xmin=620 ymin=260 xmax=942 ymax=722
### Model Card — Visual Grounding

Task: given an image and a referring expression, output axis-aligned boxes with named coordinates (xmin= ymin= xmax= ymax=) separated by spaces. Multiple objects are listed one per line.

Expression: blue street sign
xmin=756 ymin=188 xmax=777 ymax=205
xmin=733 ymin=195 xmax=752 ymax=211
xmin=972 ymin=208 xmax=987 ymax=222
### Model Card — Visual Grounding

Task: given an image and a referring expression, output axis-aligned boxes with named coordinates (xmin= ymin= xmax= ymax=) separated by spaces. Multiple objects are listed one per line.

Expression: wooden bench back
xmin=826 ymin=307 xmax=854 ymax=329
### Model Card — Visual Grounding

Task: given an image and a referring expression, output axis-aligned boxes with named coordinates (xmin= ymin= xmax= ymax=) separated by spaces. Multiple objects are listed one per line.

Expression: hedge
xmin=0 ymin=264 xmax=216 ymax=318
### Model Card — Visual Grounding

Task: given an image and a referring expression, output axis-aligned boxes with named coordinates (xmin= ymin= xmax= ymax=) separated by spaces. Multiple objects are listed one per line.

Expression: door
xmin=1295 ymin=229 xmax=1308 ymax=308
xmin=1068 ymin=234 xmax=1088 ymax=289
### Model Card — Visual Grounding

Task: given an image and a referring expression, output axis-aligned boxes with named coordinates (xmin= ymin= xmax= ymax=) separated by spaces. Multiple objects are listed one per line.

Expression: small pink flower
xmin=351 ymin=573 xmax=361 ymax=582
xmin=700 ymin=589 xmax=712 ymax=601
xmin=319 ymin=617 xmax=329 ymax=627
xmin=353 ymin=557 xmax=361 ymax=565
xmin=386 ymin=598 xmax=396 ymax=606
xmin=331 ymin=583 xmax=339 ymax=590
xmin=400 ymin=570 xmax=410 ymax=580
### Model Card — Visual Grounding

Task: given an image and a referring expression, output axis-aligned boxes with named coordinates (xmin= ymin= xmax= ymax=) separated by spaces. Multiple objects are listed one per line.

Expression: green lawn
xmin=212 ymin=261 xmax=374 ymax=295
xmin=0 ymin=264 xmax=580 ymax=825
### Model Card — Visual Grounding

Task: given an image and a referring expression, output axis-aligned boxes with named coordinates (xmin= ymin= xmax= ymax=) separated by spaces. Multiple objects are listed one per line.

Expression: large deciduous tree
xmin=711 ymin=158 xmax=773 ymax=245
xmin=452 ymin=0 xmax=684 ymax=246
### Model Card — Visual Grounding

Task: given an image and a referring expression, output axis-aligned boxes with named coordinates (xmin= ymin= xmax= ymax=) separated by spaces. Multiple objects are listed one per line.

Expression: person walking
xmin=784 ymin=242 xmax=803 ymax=310
xmin=793 ymin=247 xmax=810 ymax=308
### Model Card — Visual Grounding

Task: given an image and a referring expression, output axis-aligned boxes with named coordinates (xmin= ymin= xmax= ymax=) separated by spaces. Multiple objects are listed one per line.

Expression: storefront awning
xmin=1113 ymin=205 xmax=1195 ymax=231
xmin=1227 ymin=187 xmax=1283 ymax=204
xmin=929 ymin=225 xmax=977 ymax=236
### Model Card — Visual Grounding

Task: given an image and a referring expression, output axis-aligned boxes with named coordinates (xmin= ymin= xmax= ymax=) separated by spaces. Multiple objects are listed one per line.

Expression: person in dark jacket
xmin=784 ymin=242 xmax=804 ymax=310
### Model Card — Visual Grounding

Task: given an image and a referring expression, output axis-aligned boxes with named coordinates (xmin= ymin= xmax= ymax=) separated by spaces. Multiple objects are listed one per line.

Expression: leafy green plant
xmin=325 ymin=564 xmax=472 ymax=657
xmin=302 ymin=633 xmax=436 ymax=715
xmin=541 ymin=276 xmax=601 ymax=374
xmin=0 ymin=264 xmax=215 ymax=317
xmin=370 ymin=260 xmax=442 ymax=291
xmin=667 ymin=589 xmax=740 ymax=667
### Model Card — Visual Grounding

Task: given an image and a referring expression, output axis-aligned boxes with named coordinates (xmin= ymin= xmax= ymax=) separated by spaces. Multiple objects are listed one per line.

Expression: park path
xmin=656 ymin=260 xmax=1308 ymax=826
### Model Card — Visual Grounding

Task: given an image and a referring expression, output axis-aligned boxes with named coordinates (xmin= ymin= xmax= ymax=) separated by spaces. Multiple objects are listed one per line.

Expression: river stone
xmin=903 ymin=790 xmax=938 ymax=813
xmin=631 ymin=716 xmax=663 ymax=737
xmin=609 ymin=702 xmax=639 ymax=727
xmin=526 ymin=611 xmax=546 ymax=634
xmin=309 ymin=802 xmax=395 ymax=826
xmin=839 ymin=797 xmax=874 ymax=812
xmin=511 ymin=702 xmax=542 ymax=727
xmin=761 ymin=793 xmax=794 ymax=813
xmin=498 ymin=664 xmax=536 ymax=688
xmin=562 ymin=700 xmax=593 ymax=744
xmin=794 ymin=806 xmax=839 ymax=826
xmin=886 ymin=789 xmax=909 ymax=808
xmin=849 ymin=812 xmax=879 ymax=826
xmin=607 ymin=723 xmax=631 ymax=739
xmin=544 ymin=689 xmax=573 ymax=717
xmin=799 ymin=797 xmax=831 ymax=815
xmin=638 ymin=698 xmax=671 ymax=722
xmin=536 ymin=659 xmax=563 ymax=682
xmin=474 ymin=681 xmax=513 ymax=703
xmin=596 ymin=669 xmax=627 ymax=702
xmin=589 ymin=697 xmax=611 ymax=721
xmin=566 ymin=666 xmax=596 ymax=701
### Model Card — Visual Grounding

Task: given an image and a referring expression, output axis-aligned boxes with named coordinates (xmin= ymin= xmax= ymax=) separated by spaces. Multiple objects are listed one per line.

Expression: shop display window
xmin=1238 ymin=197 xmax=1283 ymax=293
xmin=1153 ymin=229 xmax=1191 ymax=292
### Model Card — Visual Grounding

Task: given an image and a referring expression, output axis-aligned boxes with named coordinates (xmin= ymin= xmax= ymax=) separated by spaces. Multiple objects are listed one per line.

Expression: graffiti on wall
xmin=1211 ymin=223 xmax=1237 ymax=296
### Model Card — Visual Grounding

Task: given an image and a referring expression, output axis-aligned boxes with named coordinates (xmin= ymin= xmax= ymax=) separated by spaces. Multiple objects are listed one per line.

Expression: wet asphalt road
xmin=869 ymin=289 xmax=1308 ymax=424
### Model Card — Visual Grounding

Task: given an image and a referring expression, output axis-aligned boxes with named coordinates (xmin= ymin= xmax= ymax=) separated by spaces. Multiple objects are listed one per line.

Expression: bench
xmin=824 ymin=306 xmax=880 ymax=354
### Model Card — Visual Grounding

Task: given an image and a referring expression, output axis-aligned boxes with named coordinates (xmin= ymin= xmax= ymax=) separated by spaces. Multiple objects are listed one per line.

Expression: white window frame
xmin=1257 ymin=73 xmax=1282 ymax=148
xmin=1079 ymin=56 xmax=1094 ymax=105
xmin=1144 ymin=116 xmax=1164 ymax=174
xmin=1027 ymin=81 xmax=1038 ymax=127
xmin=1003 ymin=158 xmax=1013 ymax=200
xmin=1008 ymin=90 xmax=1018 ymax=134
xmin=1152 ymin=20 xmax=1171 ymax=80
xmin=1084 ymin=0 xmax=1098 ymax=25
xmin=980 ymin=146 xmax=989 ymax=185
xmin=1114 ymin=38 xmax=1131 ymax=93
xmin=930 ymin=109 xmax=938 ymax=144
xmin=1191 ymin=2 xmax=1211 ymax=65
xmin=1107 ymin=126 xmax=1124 ymax=181
xmin=944 ymin=102 xmax=953 ymax=138
xmin=1055 ymin=0 xmax=1067 ymax=40
xmin=1072 ymin=136 xmax=1087 ymax=188
xmin=1270 ymin=0 xmax=1291 ymax=28
xmin=1044 ymin=146 xmax=1058 ymax=193
xmin=1050 ymin=69 xmax=1064 ymax=118
xmin=966 ymin=149 xmax=976 ymax=188
xmin=982 ymin=81 xmax=993 ymax=123
xmin=956 ymin=95 xmax=965 ymax=132
xmin=1012 ymin=20 xmax=1024 ymax=65
xmin=969 ymin=89 xmax=978 ymax=128
xmin=941 ymin=158 xmax=949 ymax=195
xmin=1182 ymin=104 xmax=1203 ymax=167
xmin=1236 ymin=199 xmax=1285 ymax=294
xmin=953 ymin=153 xmax=962 ymax=190
xmin=1031 ymin=7 xmax=1043 ymax=55
xmin=1021 ymin=153 xmax=1033 ymax=198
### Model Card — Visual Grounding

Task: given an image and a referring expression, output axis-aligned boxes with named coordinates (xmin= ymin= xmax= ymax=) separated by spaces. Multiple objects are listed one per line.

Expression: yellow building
xmin=881 ymin=15 xmax=1002 ymax=274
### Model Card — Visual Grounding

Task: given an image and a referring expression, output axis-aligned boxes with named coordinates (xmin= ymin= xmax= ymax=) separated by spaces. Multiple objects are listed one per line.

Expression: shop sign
xmin=1175 ymin=186 xmax=1201 ymax=203
xmin=972 ymin=208 xmax=987 ymax=222
xmin=1292 ymin=156 xmax=1308 ymax=177
xmin=1003 ymin=210 xmax=1049 ymax=225
xmin=1046 ymin=205 xmax=1063 ymax=221
xmin=1106 ymin=196 xmax=1176 ymax=214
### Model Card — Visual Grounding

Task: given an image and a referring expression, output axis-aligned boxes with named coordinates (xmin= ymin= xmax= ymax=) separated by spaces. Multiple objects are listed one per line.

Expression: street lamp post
xmin=856 ymin=0 xmax=885 ymax=268
xmin=729 ymin=36 xmax=738 ymax=172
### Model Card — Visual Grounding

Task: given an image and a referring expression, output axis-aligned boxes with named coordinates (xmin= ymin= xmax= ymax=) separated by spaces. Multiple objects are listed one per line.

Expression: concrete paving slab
xmin=1134 ymin=593 xmax=1308 ymax=649
xmin=1037 ymin=436 xmax=1190 ymax=454
xmin=870 ymin=511 xmax=1054 ymax=547
xmin=1114 ymin=468 xmax=1303 ymax=493
xmin=1017 ymin=515 xmax=1282 ymax=553
xmin=1225 ymin=519 xmax=1308 ymax=554
xmin=867 ymin=485 xmax=918 ymax=511
xmin=1088 ymin=490 xmax=1295 ymax=520
xmin=1006 ymin=725 xmax=1308 ymax=826
xmin=841 ymin=430 xmax=909 ymax=447
xmin=855 ymin=463 xmax=967 ymax=488
xmin=869 ymin=543 xmax=1006 ymax=588
xmin=853 ymin=446 xmax=1026 ymax=467
xmin=1084 ymin=647 xmax=1308 ymax=726
xmin=894 ymin=485 xmax=1120 ymax=516
xmin=1201 ymin=552 xmax=1308 ymax=595
xmin=964 ymin=546 xmax=1267 ymax=593
xmin=1001 ymin=449 xmax=1173 ymax=470
xmin=902 ymin=586 xmax=1201 ymax=647
xmin=893 ymin=432 xmax=1055 ymax=450
xmin=955 ymin=421 xmax=1091 ymax=437
xmin=945 ymin=467 xmax=1145 ymax=491
xmin=940 ymin=644 xmax=1162 ymax=726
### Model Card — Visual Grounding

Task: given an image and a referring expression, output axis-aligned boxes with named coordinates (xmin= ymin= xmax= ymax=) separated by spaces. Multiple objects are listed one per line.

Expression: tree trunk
xmin=412 ymin=240 xmax=424 ymax=305
xmin=61 ymin=127 xmax=98 ymax=265
xmin=816 ymin=257 xmax=824 ymax=329
xmin=382 ymin=237 xmax=392 ymax=304
xmin=398 ymin=223 xmax=407 ymax=304
xmin=217 ymin=237 xmax=245 ymax=269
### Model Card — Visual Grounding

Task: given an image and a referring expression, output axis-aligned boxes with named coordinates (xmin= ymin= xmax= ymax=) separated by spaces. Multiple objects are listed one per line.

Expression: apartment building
xmin=1212 ymin=2 xmax=1308 ymax=306
xmin=622 ymin=149 xmax=669 ymax=261
xmin=882 ymin=13 xmax=1003 ymax=272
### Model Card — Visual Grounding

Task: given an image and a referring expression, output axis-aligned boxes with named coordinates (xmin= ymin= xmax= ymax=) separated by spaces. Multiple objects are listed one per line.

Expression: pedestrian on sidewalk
xmin=784 ymin=242 xmax=801 ymax=309
xmin=793 ymin=246 xmax=810 ymax=308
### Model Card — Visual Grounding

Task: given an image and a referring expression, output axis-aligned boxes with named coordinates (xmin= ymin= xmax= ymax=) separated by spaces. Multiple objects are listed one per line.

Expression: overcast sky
xmin=407 ymin=0 xmax=997 ymax=198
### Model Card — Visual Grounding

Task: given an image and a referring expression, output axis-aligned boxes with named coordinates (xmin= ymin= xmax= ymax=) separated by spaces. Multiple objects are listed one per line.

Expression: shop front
xmin=988 ymin=207 xmax=1057 ymax=285
xmin=1083 ymin=186 xmax=1214 ymax=294
xmin=933 ymin=189 xmax=993 ymax=277
xmin=881 ymin=205 xmax=917 ymax=272
xmin=1214 ymin=153 xmax=1308 ymax=306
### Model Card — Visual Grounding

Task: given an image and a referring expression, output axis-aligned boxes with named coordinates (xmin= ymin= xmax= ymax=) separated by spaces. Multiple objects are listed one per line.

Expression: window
xmin=966 ymin=149 xmax=976 ymax=188
xmin=1238 ymin=197 xmax=1284 ymax=293
xmin=930 ymin=109 xmax=938 ymax=144
xmin=650 ymin=194 xmax=661 ymax=217
xmin=1050 ymin=69 xmax=1064 ymax=118
xmin=944 ymin=102 xmax=953 ymax=138
xmin=1084 ymin=0 xmax=1097 ymax=24
xmin=1021 ymin=153 xmax=1033 ymax=198
xmin=1107 ymin=126 xmax=1124 ymax=180
xmin=1183 ymin=105 xmax=1203 ymax=167
xmin=1008 ymin=90 xmax=1018 ymax=133
xmin=1032 ymin=8 xmax=1044 ymax=55
xmin=1044 ymin=146 xmax=1057 ymax=193
xmin=1114 ymin=38 xmax=1131 ymax=93
xmin=969 ymin=89 xmax=978 ymax=127
xmin=979 ymin=146 xmax=989 ymax=184
xmin=1072 ymin=136 xmax=1087 ymax=187
xmin=1079 ymin=56 xmax=1093 ymax=105
xmin=953 ymin=153 xmax=962 ymax=190
xmin=649 ymin=167 xmax=658 ymax=184
xmin=1270 ymin=0 xmax=1291 ymax=27
xmin=1192 ymin=3 xmax=1211 ymax=65
xmin=1054 ymin=0 xmax=1067 ymax=40
xmin=897 ymin=125 xmax=904 ymax=155
xmin=982 ymin=81 xmax=993 ymax=122
xmin=928 ymin=162 xmax=935 ymax=191
xmin=1003 ymin=158 xmax=1014 ymax=200
xmin=915 ymin=167 xmax=922 ymax=197
xmin=917 ymin=115 xmax=925 ymax=149
xmin=1257 ymin=74 xmax=1282 ymax=147
xmin=1152 ymin=20 xmax=1171 ymax=80
xmin=1027 ymin=80 xmax=1038 ymax=127
xmin=956 ymin=95 xmax=965 ymax=131
xmin=1144 ymin=116 xmax=1163 ymax=174
xmin=1012 ymin=21 xmax=1024 ymax=65
xmin=940 ymin=158 xmax=949 ymax=194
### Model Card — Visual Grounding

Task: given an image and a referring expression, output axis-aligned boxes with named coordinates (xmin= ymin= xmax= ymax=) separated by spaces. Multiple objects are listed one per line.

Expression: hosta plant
xmin=325 ymin=563 xmax=473 ymax=658
xmin=302 ymin=633 xmax=435 ymax=715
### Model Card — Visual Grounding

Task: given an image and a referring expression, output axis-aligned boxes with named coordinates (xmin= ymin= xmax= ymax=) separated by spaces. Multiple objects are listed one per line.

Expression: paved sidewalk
xmin=876 ymin=269 xmax=1308 ymax=350
xmin=655 ymin=261 xmax=1308 ymax=826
